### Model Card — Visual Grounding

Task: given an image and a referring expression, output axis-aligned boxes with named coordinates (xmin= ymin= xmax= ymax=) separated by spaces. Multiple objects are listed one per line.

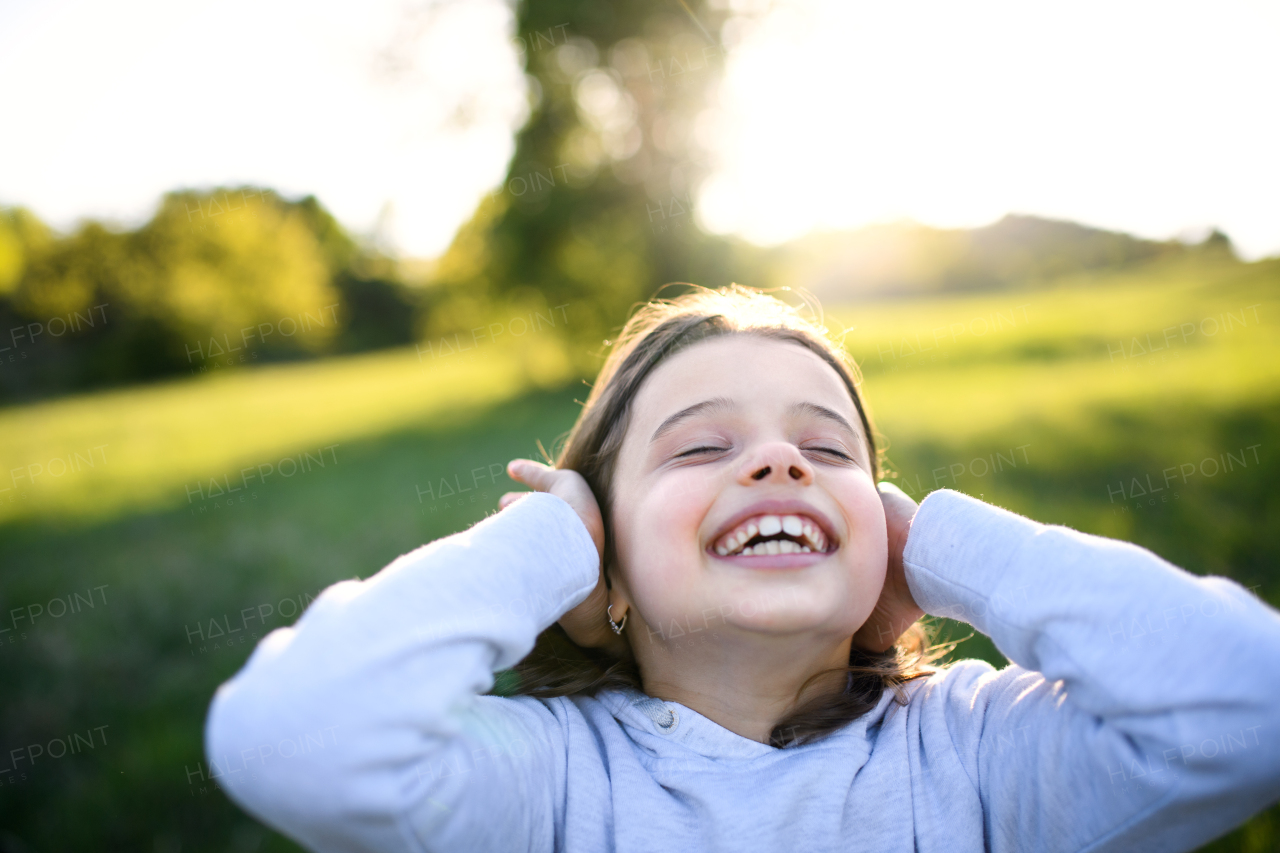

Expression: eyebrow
xmin=789 ymin=402 xmax=861 ymax=440
xmin=648 ymin=398 xmax=860 ymax=444
xmin=649 ymin=397 xmax=736 ymax=444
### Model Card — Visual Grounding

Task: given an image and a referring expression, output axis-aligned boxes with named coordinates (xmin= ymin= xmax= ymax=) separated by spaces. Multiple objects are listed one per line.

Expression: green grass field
xmin=1 ymin=256 xmax=1276 ymax=850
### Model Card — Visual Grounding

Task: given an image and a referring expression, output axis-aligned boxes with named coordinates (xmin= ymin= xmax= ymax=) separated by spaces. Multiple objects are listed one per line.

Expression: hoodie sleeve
xmin=902 ymin=489 xmax=1280 ymax=853
xmin=203 ymin=492 xmax=599 ymax=853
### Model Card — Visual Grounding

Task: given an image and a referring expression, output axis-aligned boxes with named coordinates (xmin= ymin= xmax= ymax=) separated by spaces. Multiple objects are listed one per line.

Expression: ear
xmin=606 ymin=564 xmax=633 ymax=617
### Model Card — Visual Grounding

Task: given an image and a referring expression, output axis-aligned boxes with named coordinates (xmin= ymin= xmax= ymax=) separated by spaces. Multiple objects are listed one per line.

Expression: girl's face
xmin=609 ymin=334 xmax=888 ymax=646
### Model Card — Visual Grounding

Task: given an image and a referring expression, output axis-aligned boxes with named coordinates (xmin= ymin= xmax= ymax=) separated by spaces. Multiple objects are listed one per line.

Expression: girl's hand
xmin=500 ymin=460 xmax=624 ymax=652
xmin=852 ymin=482 xmax=925 ymax=653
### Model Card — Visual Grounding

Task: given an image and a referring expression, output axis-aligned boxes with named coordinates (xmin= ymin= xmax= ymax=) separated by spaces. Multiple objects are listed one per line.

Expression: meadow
xmin=0 ymin=255 xmax=1276 ymax=850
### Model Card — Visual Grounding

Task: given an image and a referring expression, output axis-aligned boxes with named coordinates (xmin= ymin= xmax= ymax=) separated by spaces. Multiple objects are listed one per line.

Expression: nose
xmin=736 ymin=441 xmax=815 ymax=487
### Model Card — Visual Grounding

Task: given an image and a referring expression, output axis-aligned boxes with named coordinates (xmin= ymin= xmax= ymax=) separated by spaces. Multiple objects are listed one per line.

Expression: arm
xmin=903 ymin=489 xmax=1280 ymax=853
xmin=203 ymin=492 xmax=599 ymax=852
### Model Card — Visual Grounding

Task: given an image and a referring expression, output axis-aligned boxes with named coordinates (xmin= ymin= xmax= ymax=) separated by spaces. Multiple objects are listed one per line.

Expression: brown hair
xmin=503 ymin=284 xmax=941 ymax=747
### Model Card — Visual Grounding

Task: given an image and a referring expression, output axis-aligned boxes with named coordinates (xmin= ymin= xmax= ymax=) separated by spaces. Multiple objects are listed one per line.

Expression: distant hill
xmin=770 ymin=215 xmax=1236 ymax=301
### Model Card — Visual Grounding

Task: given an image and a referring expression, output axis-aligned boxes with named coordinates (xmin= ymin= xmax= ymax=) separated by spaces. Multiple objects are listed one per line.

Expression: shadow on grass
xmin=0 ymin=386 xmax=585 ymax=852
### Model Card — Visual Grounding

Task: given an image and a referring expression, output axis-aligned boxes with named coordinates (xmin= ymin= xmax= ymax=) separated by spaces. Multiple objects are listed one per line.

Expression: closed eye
xmin=676 ymin=446 xmax=729 ymax=458
xmin=806 ymin=446 xmax=854 ymax=461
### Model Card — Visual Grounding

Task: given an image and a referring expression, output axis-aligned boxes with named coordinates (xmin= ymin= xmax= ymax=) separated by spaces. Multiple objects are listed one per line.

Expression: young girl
xmin=205 ymin=286 xmax=1280 ymax=852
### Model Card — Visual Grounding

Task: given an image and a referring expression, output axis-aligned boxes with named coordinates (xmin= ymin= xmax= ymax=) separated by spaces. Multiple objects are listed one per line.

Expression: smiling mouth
xmin=712 ymin=513 xmax=833 ymax=557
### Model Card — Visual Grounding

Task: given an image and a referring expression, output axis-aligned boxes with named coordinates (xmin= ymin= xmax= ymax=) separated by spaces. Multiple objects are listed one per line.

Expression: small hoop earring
xmin=607 ymin=604 xmax=627 ymax=635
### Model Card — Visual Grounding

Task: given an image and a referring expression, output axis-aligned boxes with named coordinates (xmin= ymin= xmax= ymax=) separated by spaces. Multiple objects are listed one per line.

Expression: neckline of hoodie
xmin=594 ymin=687 xmax=888 ymax=761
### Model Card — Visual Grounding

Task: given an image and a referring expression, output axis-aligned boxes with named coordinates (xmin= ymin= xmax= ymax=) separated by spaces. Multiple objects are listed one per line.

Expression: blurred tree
xmin=0 ymin=207 xmax=50 ymax=296
xmin=0 ymin=190 xmax=422 ymax=403
xmin=1196 ymin=228 xmax=1237 ymax=260
xmin=425 ymin=0 xmax=773 ymax=374
xmin=133 ymin=189 xmax=339 ymax=353
xmin=285 ymin=194 xmax=422 ymax=353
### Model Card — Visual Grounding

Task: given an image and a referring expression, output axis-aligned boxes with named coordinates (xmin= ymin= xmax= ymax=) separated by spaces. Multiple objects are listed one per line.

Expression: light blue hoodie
xmin=204 ymin=490 xmax=1280 ymax=852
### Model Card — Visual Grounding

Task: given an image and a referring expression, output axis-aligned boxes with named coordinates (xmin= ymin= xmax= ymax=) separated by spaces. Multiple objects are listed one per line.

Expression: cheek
xmin=612 ymin=470 xmax=717 ymax=607
xmin=839 ymin=482 xmax=889 ymax=598
xmin=847 ymin=484 xmax=887 ymax=544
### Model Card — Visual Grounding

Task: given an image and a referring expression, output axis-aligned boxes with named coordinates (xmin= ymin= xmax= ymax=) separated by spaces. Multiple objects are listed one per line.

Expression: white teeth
xmin=715 ymin=514 xmax=834 ymax=557
xmin=726 ymin=540 xmax=814 ymax=556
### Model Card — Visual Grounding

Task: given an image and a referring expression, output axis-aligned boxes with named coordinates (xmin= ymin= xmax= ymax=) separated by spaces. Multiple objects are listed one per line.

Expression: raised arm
xmin=203 ymin=492 xmax=599 ymax=852
xmin=903 ymin=489 xmax=1280 ymax=853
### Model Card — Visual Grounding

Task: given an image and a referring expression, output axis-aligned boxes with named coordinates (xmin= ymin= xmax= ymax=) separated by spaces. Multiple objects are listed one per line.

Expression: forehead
xmin=629 ymin=334 xmax=858 ymax=428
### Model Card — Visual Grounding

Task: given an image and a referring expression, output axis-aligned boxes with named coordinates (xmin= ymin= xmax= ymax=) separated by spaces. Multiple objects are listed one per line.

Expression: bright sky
xmin=700 ymin=0 xmax=1280 ymax=258
xmin=2 ymin=0 xmax=1278 ymax=259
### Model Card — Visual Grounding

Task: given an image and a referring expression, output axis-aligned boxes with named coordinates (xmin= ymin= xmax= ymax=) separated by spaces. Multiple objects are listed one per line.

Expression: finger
xmin=498 ymin=491 xmax=529 ymax=509
xmin=507 ymin=459 xmax=556 ymax=492
xmin=876 ymin=480 xmax=908 ymax=498
xmin=877 ymin=480 xmax=918 ymax=509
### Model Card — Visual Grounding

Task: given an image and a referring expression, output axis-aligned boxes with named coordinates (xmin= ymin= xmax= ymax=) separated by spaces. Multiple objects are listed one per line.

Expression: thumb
xmin=876 ymin=480 xmax=909 ymax=499
xmin=508 ymin=459 xmax=556 ymax=492
xmin=877 ymin=480 xmax=919 ymax=515
xmin=498 ymin=491 xmax=530 ymax=510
